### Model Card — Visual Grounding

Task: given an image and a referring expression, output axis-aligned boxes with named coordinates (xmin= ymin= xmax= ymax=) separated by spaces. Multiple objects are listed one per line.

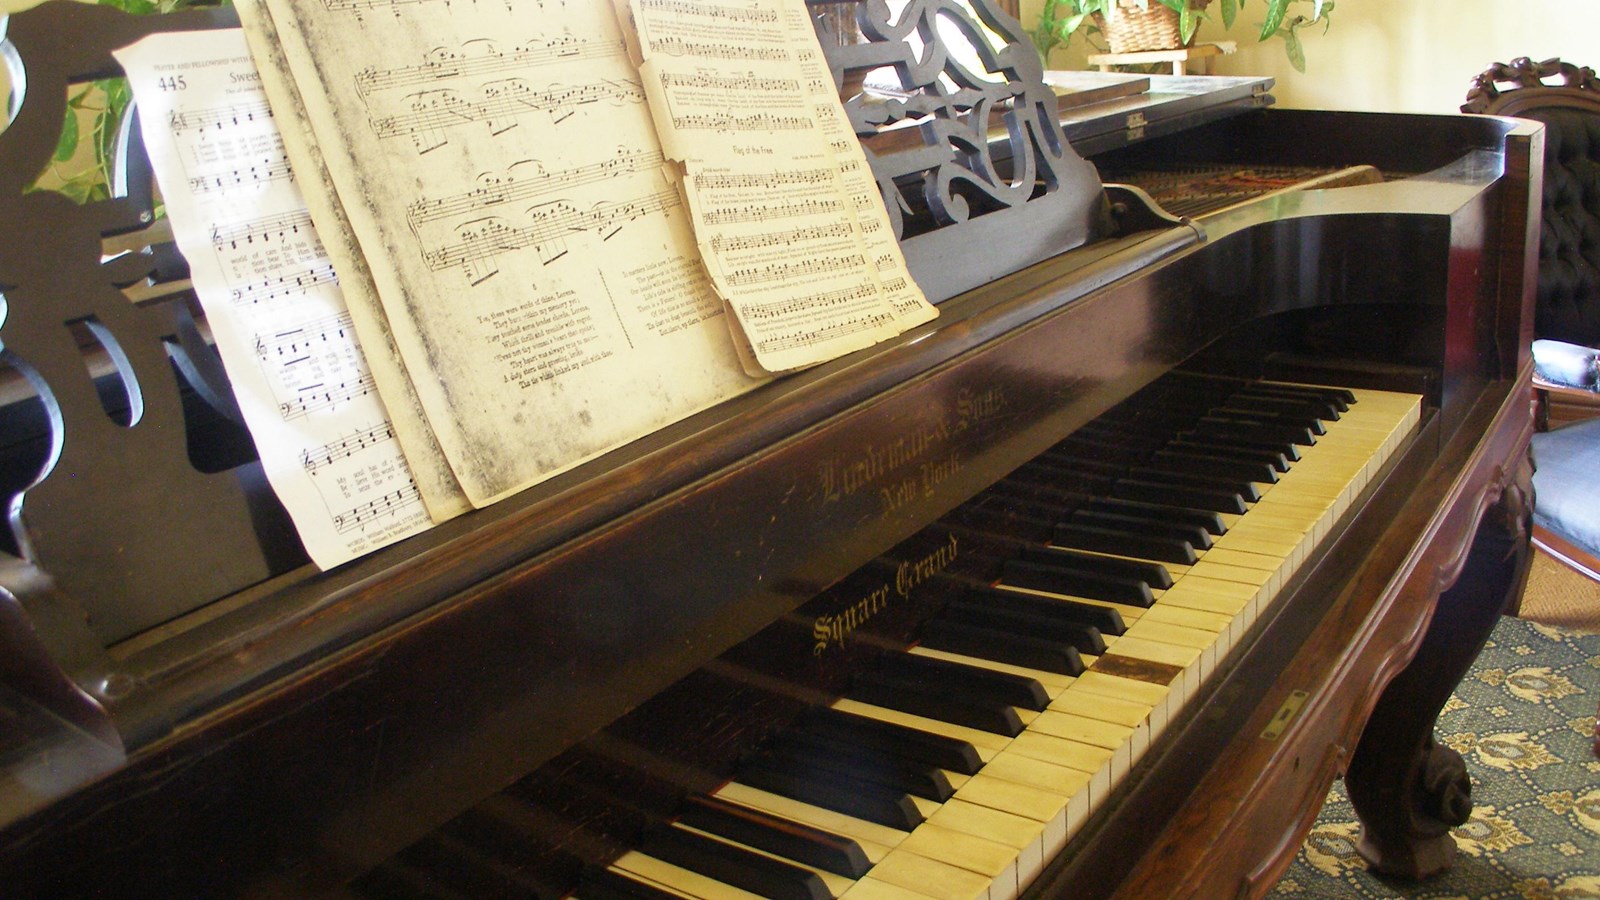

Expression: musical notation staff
xmin=645 ymin=36 xmax=790 ymax=62
xmin=725 ymin=253 xmax=866 ymax=288
xmin=670 ymin=111 xmax=810 ymax=133
xmin=707 ymin=221 xmax=852 ymax=254
xmin=421 ymin=189 xmax=680 ymax=273
xmin=657 ymin=71 xmax=799 ymax=94
xmin=741 ymin=282 xmax=877 ymax=321
xmin=355 ymin=37 xmax=626 ymax=95
xmin=405 ymin=149 xmax=664 ymax=227
xmin=700 ymin=196 xmax=841 ymax=226
xmin=278 ymin=372 xmax=378 ymax=421
xmin=301 ymin=421 xmax=398 ymax=474
xmin=755 ymin=310 xmax=895 ymax=354
xmin=692 ymin=166 xmax=832 ymax=192
xmin=637 ymin=0 xmax=779 ymax=23
xmin=369 ymin=80 xmax=645 ymax=145
xmin=168 ymin=99 xmax=274 ymax=134
xmin=331 ymin=481 xmax=423 ymax=534
xmin=211 ymin=210 xmax=315 ymax=250
xmin=230 ymin=263 xmax=340 ymax=306
xmin=254 ymin=311 xmax=357 ymax=361
xmin=189 ymin=153 xmax=296 ymax=194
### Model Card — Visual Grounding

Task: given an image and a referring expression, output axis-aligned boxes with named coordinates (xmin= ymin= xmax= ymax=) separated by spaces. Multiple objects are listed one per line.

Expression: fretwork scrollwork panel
xmin=0 ymin=4 xmax=305 ymax=648
xmin=811 ymin=0 xmax=1108 ymax=301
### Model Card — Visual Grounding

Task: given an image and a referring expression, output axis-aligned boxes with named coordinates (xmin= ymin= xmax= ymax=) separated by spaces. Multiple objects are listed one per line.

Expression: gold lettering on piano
xmin=817 ymin=385 xmax=1005 ymax=514
xmin=811 ymin=533 xmax=959 ymax=655
xmin=1260 ymin=689 xmax=1310 ymax=741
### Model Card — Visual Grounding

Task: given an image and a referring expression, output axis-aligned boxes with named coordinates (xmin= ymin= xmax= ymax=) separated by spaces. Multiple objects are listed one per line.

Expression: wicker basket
xmin=1097 ymin=0 xmax=1184 ymax=53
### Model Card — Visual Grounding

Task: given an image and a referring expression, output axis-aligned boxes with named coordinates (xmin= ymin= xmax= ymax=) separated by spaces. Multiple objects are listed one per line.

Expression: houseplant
xmin=1031 ymin=0 xmax=1333 ymax=73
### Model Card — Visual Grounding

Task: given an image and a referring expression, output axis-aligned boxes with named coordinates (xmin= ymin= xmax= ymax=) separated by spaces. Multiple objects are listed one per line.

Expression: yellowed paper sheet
xmin=115 ymin=30 xmax=442 ymax=568
xmin=236 ymin=0 xmax=762 ymax=507
xmin=240 ymin=11 xmax=471 ymax=524
xmin=626 ymin=0 xmax=936 ymax=375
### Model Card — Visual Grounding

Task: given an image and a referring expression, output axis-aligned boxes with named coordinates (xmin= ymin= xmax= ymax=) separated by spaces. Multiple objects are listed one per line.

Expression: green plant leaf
xmin=1220 ymin=0 xmax=1238 ymax=28
xmin=53 ymin=108 xmax=79 ymax=162
xmin=1283 ymin=26 xmax=1305 ymax=72
xmin=1178 ymin=4 xmax=1198 ymax=43
xmin=1259 ymin=0 xmax=1289 ymax=41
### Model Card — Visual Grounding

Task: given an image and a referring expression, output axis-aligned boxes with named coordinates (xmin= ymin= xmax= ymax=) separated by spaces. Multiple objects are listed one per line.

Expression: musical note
xmin=230 ymin=263 xmax=340 ymax=306
xmin=369 ymin=79 xmax=645 ymax=151
xmin=253 ymin=311 xmax=357 ymax=361
xmin=300 ymin=421 xmax=398 ymax=474
xmin=691 ymin=167 xmax=832 ymax=191
xmin=725 ymin=254 xmax=866 ymax=288
xmin=420 ymin=190 xmax=680 ymax=279
xmin=646 ymin=36 xmax=789 ymax=62
xmin=699 ymin=196 xmax=840 ymax=226
xmin=211 ymin=210 xmax=315 ymax=250
xmin=354 ymin=36 xmax=626 ymax=95
xmin=405 ymin=148 xmax=663 ymax=228
xmin=657 ymin=71 xmax=798 ymax=94
xmin=636 ymin=0 xmax=779 ymax=24
xmin=188 ymin=153 xmax=296 ymax=194
xmin=277 ymin=372 xmax=378 ymax=421
xmin=669 ymin=110 xmax=810 ymax=133
xmin=167 ymin=99 xmax=274 ymax=134
xmin=706 ymin=221 xmax=852 ymax=254
xmin=331 ymin=481 xmax=423 ymax=534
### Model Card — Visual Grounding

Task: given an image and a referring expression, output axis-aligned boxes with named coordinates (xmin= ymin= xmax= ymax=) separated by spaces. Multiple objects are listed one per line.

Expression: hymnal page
xmin=625 ymin=0 xmax=937 ymax=375
xmin=238 ymin=0 xmax=761 ymax=507
xmin=116 ymin=30 xmax=448 ymax=568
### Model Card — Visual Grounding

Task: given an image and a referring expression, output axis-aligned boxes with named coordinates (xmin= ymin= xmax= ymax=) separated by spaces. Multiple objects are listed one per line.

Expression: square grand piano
xmin=0 ymin=2 xmax=1541 ymax=897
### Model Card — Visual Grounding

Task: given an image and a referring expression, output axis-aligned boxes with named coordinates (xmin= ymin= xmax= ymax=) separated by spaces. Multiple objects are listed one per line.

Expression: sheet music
xmin=115 ymin=31 xmax=444 ymax=568
xmin=238 ymin=0 xmax=762 ymax=507
xmin=624 ymin=0 xmax=937 ymax=375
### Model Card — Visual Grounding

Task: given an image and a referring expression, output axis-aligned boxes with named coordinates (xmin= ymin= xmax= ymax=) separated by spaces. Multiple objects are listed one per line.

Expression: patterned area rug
xmin=1271 ymin=616 xmax=1600 ymax=898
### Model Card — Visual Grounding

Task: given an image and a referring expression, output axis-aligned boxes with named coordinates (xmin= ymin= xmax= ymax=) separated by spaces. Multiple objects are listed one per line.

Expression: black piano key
xmin=736 ymin=761 xmax=924 ymax=831
xmin=940 ymin=600 xmax=1107 ymax=656
xmin=1148 ymin=450 xmax=1279 ymax=485
xmin=1082 ymin=497 xmax=1229 ymax=536
xmin=1068 ymin=509 xmax=1214 ymax=551
xmin=1000 ymin=558 xmax=1155 ymax=606
xmin=1190 ymin=418 xmax=1318 ymax=447
xmin=845 ymin=671 xmax=1024 ymax=737
xmin=1227 ymin=391 xmax=1341 ymax=422
xmin=1015 ymin=546 xmax=1173 ymax=589
xmin=759 ymin=735 xmax=955 ymax=801
xmin=1248 ymin=382 xmax=1355 ymax=409
xmin=793 ymin=707 xmax=983 ymax=775
xmin=920 ymin=618 xmax=1087 ymax=675
xmin=1126 ymin=467 xmax=1261 ymax=503
xmin=1210 ymin=406 xmax=1327 ymax=435
xmin=677 ymin=795 xmax=872 ymax=880
xmin=1164 ymin=438 xmax=1292 ymax=473
xmin=638 ymin=825 xmax=830 ymax=900
xmin=576 ymin=867 xmax=685 ymax=900
xmin=1112 ymin=479 xmax=1249 ymax=515
xmin=960 ymin=586 xmax=1128 ymax=636
xmin=1050 ymin=522 xmax=1197 ymax=565
xmin=876 ymin=651 xmax=1050 ymax=710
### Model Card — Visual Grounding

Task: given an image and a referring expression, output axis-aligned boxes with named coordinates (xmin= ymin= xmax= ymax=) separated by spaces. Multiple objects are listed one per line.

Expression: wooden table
xmin=1088 ymin=41 xmax=1237 ymax=75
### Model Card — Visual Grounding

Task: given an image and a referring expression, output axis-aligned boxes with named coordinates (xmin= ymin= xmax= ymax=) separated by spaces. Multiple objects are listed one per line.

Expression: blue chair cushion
xmin=1532 ymin=417 xmax=1600 ymax=559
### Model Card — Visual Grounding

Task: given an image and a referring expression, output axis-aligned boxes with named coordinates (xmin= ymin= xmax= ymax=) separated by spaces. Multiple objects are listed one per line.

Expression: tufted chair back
xmin=1464 ymin=58 xmax=1600 ymax=346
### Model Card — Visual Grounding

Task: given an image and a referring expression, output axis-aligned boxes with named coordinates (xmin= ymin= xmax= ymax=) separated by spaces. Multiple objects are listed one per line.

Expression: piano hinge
xmin=1260 ymin=690 xmax=1309 ymax=741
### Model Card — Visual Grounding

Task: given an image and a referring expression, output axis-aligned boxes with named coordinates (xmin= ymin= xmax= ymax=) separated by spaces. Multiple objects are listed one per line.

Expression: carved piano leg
xmin=1345 ymin=455 xmax=1534 ymax=879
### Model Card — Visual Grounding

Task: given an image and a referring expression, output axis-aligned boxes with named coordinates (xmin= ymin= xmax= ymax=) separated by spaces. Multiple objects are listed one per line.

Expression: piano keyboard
xmin=580 ymin=376 xmax=1422 ymax=900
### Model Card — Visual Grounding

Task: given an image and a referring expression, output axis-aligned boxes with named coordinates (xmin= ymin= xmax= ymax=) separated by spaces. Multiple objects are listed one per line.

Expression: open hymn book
xmin=115 ymin=0 xmax=934 ymax=569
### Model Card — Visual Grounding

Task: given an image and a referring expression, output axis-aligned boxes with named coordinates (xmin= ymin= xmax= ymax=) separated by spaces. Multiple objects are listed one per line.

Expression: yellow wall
xmin=1025 ymin=0 xmax=1600 ymax=113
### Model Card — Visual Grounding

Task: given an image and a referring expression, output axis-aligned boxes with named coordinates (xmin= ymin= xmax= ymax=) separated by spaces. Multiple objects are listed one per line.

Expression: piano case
xmin=0 ymin=2 xmax=1541 ymax=896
